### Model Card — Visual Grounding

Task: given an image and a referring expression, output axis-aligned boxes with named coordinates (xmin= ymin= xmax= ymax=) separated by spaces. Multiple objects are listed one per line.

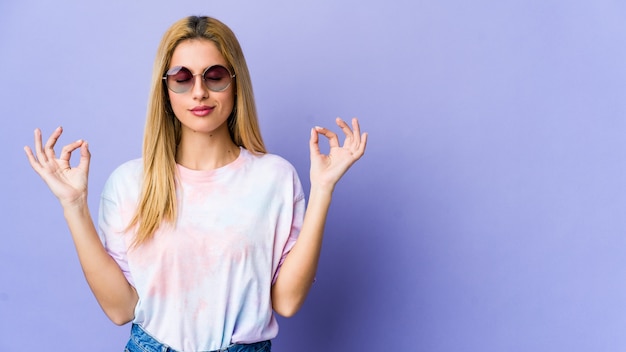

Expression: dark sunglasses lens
xmin=203 ymin=66 xmax=232 ymax=92
xmin=165 ymin=66 xmax=193 ymax=93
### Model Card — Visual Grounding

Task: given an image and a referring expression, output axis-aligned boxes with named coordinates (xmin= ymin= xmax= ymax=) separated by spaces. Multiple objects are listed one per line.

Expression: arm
xmin=271 ymin=117 xmax=368 ymax=317
xmin=24 ymin=127 xmax=138 ymax=325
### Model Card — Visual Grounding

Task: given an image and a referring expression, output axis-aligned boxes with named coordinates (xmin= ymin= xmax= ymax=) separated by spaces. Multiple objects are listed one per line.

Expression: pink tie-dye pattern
xmin=98 ymin=149 xmax=304 ymax=351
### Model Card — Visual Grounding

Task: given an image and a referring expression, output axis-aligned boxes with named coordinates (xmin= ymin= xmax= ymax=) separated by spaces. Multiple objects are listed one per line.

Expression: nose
xmin=190 ymin=74 xmax=209 ymax=100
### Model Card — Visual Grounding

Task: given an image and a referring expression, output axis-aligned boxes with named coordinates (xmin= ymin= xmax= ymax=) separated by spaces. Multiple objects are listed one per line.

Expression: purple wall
xmin=3 ymin=0 xmax=626 ymax=350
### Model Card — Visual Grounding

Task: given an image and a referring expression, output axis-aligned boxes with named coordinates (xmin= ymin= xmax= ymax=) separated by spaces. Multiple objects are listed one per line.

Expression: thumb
xmin=77 ymin=141 xmax=91 ymax=174
xmin=310 ymin=127 xmax=321 ymax=157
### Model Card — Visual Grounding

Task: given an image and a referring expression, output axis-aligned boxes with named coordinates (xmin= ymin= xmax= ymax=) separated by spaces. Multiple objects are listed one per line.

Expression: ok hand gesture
xmin=309 ymin=117 xmax=368 ymax=192
xmin=24 ymin=127 xmax=91 ymax=208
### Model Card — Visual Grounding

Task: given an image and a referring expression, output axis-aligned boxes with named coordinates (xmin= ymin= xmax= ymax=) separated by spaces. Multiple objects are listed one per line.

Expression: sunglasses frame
xmin=162 ymin=65 xmax=236 ymax=93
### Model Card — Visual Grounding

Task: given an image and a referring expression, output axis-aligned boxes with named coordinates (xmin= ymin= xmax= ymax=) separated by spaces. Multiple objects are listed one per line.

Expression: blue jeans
xmin=125 ymin=324 xmax=272 ymax=352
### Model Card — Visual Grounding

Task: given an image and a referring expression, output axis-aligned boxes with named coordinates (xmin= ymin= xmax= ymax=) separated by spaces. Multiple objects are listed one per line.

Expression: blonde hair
xmin=128 ymin=16 xmax=266 ymax=246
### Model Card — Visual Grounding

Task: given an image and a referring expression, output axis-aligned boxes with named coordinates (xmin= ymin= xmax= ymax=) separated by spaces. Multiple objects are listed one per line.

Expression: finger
xmin=59 ymin=139 xmax=84 ymax=163
xmin=335 ymin=117 xmax=355 ymax=147
xmin=351 ymin=118 xmax=362 ymax=146
xmin=314 ymin=126 xmax=340 ymax=149
xmin=24 ymin=145 xmax=43 ymax=172
xmin=43 ymin=126 xmax=63 ymax=161
xmin=357 ymin=132 xmax=368 ymax=156
xmin=33 ymin=128 xmax=47 ymax=163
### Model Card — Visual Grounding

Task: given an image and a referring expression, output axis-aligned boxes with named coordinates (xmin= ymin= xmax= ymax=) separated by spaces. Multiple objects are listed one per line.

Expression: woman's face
xmin=166 ymin=39 xmax=235 ymax=139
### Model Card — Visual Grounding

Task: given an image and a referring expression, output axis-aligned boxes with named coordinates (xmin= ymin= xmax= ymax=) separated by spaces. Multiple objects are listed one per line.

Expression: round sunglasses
xmin=163 ymin=65 xmax=235 ymax=93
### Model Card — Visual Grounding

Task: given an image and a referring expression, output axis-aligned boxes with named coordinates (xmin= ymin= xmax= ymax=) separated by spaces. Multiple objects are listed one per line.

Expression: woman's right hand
xmin=25 ymin=127 xmax=137 ymax=323
xmin=24 ymin=127 xmax=91 ymax=208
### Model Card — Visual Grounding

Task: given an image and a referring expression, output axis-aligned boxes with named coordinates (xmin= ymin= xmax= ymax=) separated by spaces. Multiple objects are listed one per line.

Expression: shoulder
xmin=242 ymin=150 xmax=304 ymax=198
xmin=244 ymin=149 xmax=298 ymax=175
xmin=108 ymin=158 xmax=143 ymax=181
xmin=102 ymin=158 xmax=143 ymax=197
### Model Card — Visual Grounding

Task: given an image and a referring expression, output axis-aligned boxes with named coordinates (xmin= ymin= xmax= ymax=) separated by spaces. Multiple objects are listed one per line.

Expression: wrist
xmin=60 ymin=195 xmax=89 ymax=213
xmin=309 ymin=183 xmax=334 ymax=198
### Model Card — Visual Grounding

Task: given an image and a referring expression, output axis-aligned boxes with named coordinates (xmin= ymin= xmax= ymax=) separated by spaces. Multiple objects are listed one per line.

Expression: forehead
xmin=169 ymin=39 xmax=227 ymax=70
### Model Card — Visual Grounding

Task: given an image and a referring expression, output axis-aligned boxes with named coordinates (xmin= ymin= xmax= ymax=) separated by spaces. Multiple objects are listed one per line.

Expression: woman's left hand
xmin=309 ymin=117 xmax=368 ymax=191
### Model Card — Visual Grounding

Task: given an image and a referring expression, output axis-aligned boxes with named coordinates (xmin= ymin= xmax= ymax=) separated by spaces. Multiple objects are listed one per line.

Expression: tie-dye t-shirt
xmin=97 ymin=148 xmax=305 ymax=351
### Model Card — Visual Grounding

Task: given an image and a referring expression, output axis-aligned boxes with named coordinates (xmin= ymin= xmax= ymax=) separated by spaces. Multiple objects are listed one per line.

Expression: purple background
xmin=2 ymin=0 xmax=626 ymax=351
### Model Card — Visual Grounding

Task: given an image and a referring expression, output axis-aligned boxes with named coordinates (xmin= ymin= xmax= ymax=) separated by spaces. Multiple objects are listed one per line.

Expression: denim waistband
xmin=126 ymin=323 xmax=271 ymax=352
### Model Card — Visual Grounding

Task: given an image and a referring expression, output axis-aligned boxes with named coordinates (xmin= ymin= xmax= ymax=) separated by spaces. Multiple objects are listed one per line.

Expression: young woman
xmin=24 ymin=16 xmax=367 ymax=352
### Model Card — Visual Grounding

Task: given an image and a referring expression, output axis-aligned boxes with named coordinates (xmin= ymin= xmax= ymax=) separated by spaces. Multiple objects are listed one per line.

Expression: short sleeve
xmin=97 ymin=176 xmax=135 ymax=287
xmin=271 ymin=173 xmax=306 ymax=285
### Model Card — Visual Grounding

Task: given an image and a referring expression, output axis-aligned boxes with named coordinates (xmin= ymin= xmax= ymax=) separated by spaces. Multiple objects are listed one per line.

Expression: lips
xmin=190 ymin=106 xmax=214 ymax=117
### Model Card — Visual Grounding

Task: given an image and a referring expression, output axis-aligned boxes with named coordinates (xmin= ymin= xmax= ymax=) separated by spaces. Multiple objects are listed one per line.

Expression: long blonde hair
xmin=128 ymin=16 xmax=266 ymax=246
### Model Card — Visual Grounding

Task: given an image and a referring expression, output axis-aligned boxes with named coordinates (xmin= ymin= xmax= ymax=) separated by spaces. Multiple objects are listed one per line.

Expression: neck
xmin=176 ymin=130 xmax=240 ymax=170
